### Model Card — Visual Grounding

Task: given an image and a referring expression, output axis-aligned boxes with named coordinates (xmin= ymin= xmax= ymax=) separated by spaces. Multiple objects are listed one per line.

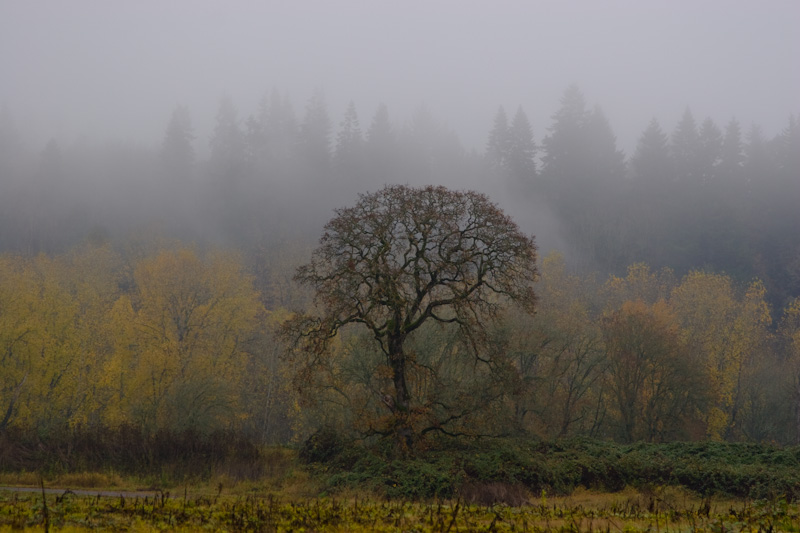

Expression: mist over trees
xmin=0 ymin=86 xmax=799 ymax=446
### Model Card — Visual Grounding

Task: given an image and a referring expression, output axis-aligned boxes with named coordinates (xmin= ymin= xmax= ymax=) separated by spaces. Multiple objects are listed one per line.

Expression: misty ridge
xmin=0 ymin=85 xmax=797 ymax=310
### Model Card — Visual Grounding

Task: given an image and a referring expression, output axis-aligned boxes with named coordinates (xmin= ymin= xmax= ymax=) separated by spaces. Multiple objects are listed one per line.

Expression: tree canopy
xmin=285 ymin=184 xmax=538 ymax=449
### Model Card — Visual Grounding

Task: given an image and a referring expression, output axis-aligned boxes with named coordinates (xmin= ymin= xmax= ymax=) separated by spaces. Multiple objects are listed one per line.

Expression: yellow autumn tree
xmin=670 ymin=271 xmax=771 ymax=440
xmin=602 ymin=299 xmax=703 ymax=442
xmin=780 ymin=297 xmax=800 ymax=444
xmin=604 ymin=262 xmax=675 ymax=309
xmin=104 ymin=248 xmax=262 ymax=431
xmin=512 ymin=252 xmax=604 ymax=438
xmin=55 ymin=242 xmax=126 ymax=426
xmin=0 ymin=250 xmax=110 ymax=432
xmin=0 ymin=254 xmax=41 ymax=430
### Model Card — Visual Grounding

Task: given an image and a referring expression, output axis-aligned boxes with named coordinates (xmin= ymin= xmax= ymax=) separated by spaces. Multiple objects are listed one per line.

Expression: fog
xmin=2 ymin=1 xmax=797 ymax=151
xmin=0 ymin=0 xmax=798 ymax=307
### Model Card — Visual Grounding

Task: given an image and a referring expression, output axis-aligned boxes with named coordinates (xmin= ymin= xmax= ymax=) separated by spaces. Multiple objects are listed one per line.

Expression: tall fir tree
xmin=334 ymin=101 xmax=363 ymax=168
xmin=670 ymin=108 xmax=701 ymax=182
xmin=486 ymin=106 xmax=510 ymax=170
xmin=775 ymin=114 xmax=800 ymax=179
xmin=506 ymin=106 xmax=536 ymax=183
xmin=297 ymin=89 xmax=331 ymax=171
xmin=209 ymin=96 xmax=245 ymax=180
xmin=718 ymin=118 xmax=744 ymax=181
xmin=266 ymin=89 xmax=297 ymax=164
xmin=365 ymin=103 xmax=397 ymax=183
xmin=584 ymin=105 xmax=625 ymax=184
xmin=243 ymin=96 xmax=269 ymax=169
xmin=541 ymin=84 xmax=591 ymax=185
xmin=631 ymin=118 xmax=673 ymax=184
xmin=698 ymin=117 xmax=722 ymax=182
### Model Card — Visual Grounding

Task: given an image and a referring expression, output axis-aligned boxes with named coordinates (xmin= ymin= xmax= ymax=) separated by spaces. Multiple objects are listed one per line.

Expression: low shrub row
xmin=303 ymin=432 xmax=800 ymax=502
xmin=0 ymin=424 xmax=263 ymax=481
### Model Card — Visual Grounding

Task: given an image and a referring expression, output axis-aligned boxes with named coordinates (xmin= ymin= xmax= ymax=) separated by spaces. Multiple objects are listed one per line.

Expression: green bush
xmin=308 ymin=437 xmax=800 ymax=501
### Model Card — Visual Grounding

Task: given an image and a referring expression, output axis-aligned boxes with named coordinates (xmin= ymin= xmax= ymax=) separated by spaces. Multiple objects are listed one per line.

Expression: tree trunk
xmin=388 ymin=334 xmax=413 ymax=451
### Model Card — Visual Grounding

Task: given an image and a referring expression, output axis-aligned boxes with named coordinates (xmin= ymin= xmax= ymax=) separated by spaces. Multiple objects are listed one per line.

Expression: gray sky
xmin=2 ymin=0 xmax=798 ymax=154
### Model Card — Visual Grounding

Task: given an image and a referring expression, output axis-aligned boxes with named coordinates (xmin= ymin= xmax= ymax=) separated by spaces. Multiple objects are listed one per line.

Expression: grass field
xmin=2 ymin=436 xmax=800 ymax=531
xmin=1 ymin=482 xmax=798 ymax=532
xmin=0 ymin=486 xmax=798 ymax=532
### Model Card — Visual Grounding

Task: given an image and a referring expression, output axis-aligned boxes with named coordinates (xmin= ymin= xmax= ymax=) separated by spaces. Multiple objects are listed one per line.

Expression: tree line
xmin=0 ymin=85 xmax=798 ymax=445
xmin=0 ymin=234 xmax=798 ymax=445
xmin=1 ymin=86 xmax=797 ymax=313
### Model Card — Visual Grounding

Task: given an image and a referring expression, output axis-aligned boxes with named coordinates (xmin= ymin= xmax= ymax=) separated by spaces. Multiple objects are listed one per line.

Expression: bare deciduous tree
xmin=283 ymin=184 xmax=538 ymax=449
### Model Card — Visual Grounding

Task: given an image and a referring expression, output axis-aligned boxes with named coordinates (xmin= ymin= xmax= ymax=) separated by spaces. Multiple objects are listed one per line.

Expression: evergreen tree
xmin=506 ymin=106 xmax=536 ymax=183
xmin=297 ymin=89 xmax=331 ymax=170
xmin=209 ymin=96 xmax=245 ymax=179
xmin=401 ymin=104 xmax=440 ymax=183
xmin=243 ymin=96 xmax=269 ymax=168
xmin=631 ymin=118 xmax=673 ymax=184
xmin=670 ymin=108 xmax=701 ymax=182
xmin=698 ymin=117 xmax=722 ymax=182
xmin=743 ymin=123 xmax=771 ymax=180
xmin=366 ymin=102 xmax=394 ymax=148
xmin=541 ymin=84 xmax=591 ymax=185
xmin=365 ymin=103 xmax=397 ymax=183
xmin=507 ymin=106 xmax=536 ymax=182
xmin=718 ymin=118 xmax=744 ymax=180
xmin=485 ymin=106 xmax=510 ymax=170
xmin=585 ymin=105 xmax=625 ymax=184
xmin=160 ymin=105 xmax=195 ymax=178
xmin=266 ymin=89 xmax=297 ymax=164
xmin=334 ymin=101 xmax=363 ymax=168
xmin=775 ymin=114 xmax=800 ymax=179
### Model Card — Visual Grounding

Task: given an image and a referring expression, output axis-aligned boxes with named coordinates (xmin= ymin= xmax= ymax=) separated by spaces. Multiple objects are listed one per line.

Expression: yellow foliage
xmin=670 ymin=271 xmax=771 ymax=440
xmin=107 ymin=248 xmax=262 ymax=430
xmin=604 ymin=262 xmax=675 ymax=310
xmin=0 ymin=243 xmax=265 ymax=433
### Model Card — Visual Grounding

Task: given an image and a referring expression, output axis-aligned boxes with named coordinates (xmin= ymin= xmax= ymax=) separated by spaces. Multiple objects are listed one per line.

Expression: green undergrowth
xmin=303 ymin=432 xmax=800 ymax=502
xmin=3 ymin=427 xmax=799 ymax=504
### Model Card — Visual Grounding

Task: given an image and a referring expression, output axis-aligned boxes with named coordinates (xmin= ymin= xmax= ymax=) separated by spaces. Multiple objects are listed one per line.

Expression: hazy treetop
xmin=1 ymin=0 xmax=798 ymax=152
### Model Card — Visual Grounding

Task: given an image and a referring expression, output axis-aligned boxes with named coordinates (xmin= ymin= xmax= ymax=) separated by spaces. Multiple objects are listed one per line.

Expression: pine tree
xmin=486 ymin=106 xmax=510 ymax=170
xmin=243 ymin=96 xmax=269 ymax=168
xmin=334 ymin=101 xmax=363 ymax=167
xmin=366 ymin=103 xmax=394 ymax=148
xmin=160 ymin=105 xmax=195 ymax=179
xmin=209 ymin=96 xmax=245 ymax=180
xmin=365 ymin=103 xmax=396 ymax=183
xmin=671 ymin=108 xmax=701 ymax=182
xmin=585 ymin=105 xmax=625 ymax=184
xmin=506 ymin=106 xmax=536 ymax=183
xmin=266 ymin=89 xmax=297 ymax=163
xmin=297 ymin=89 xmax=331 ymax=170
xmin=631 ymin=118 xmax=672 ymax=184
xmin=718 ymin=118 xmax=744 ymax=180
xmin=743 ymin=123 xmax=771 ymax=179
xmin=775 ymin=114 xmax=800 ymax=178
xmin=698 ymin=117 xmax=722 ymax=182
xmin=541 ymin=84 xmax=591 ymax=184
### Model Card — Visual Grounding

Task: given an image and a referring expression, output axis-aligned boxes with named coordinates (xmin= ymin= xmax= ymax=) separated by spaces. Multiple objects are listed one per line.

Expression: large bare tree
xmin=284 ymin=184 xmax=538 ymax=448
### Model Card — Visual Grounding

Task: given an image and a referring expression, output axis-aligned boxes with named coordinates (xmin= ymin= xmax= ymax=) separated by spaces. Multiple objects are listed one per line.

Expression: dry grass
xmin=0 ymin=471 xmax=40 ymax=487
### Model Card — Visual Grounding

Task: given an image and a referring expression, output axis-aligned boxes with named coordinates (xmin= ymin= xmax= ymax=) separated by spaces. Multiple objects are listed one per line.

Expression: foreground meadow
xmin=1 ymin=486 xmax=798 ymax=532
